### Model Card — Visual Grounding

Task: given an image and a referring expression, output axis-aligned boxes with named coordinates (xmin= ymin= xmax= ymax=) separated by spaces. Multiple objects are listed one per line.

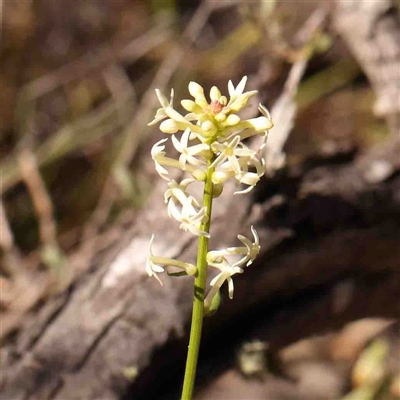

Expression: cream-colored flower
xmin=171 ymin=128 xmax=209 ymax=169
xmin=151 ymin=138 xmax=170 ymax=181
xmin=146 ymin=234 xmax=165 ymax=285
xmin=211 ymin=136 xmax=257 ymax=176
xmin=227 ymin=76 xmax=258 ymax=112
xmin=164 ymin=178 xmax=196 ymax=205
xmin=148 ymin=89 xmax=174 ymax=126
xmin=233 ymin=226 xmax=260 ymax=267
xmin=207 ymin=226 xmax=260 ymax=269
xmin=146 ymin=235 xmax=197 ymax=285
xmin=234 ymin=156 xmax=265 ymax=195
xmin=210 ymin=136 xmax=241 ymax=175
xmin=204 ymin=258 xmax=243 ymax=310
xmin=167 ymin=196 xmax=209 ymax=237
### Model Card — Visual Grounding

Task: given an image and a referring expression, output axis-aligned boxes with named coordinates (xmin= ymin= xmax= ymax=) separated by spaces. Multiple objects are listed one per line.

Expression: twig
xmin=262 ymin=58 xmax=307 ymax=175
xmin=258 ymin=7 xmax=328 ymax=175
xmin=0 ymin=197 xmax=25 ymax=278
xmin=1 ymin=97 xmax=133 ymax=194
xmin=74 ymin=66 xmax=139 ymax=253
xmin=21 ymin=20 xmax=174 ymax=101
xmin=334 ymin=0 xmax=400 ymax=127
xmin=1 ymin=18 xmax=173 ymax=195
xmin=17 ymin=148 xmax=57 ymax=248
xmin=102 ymin=64 xmax=137 ymax=126
xmin=75 ymin=67 xmax=139 ymax=266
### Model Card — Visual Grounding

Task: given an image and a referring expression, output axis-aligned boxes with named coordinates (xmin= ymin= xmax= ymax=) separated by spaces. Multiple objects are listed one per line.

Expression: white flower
xmin=151 ymin=138 xmax=170 ymax=181
xmin=146 ymin=235 xmax=197 ymax=285
xmin=148 ymin=89 xmax=174 ymax=126
xmin=210 ymin=136 xmax=241 ymax=175
xmin=151 ymin=88 xmax=208 ymax=137
xmin=228 ymin=76 xmax=248 ymax=98
xmin=215 ymin=154 xmax=264 ymax=195
xmin=146 ymin=235 xmax=165 ymax=285
xmin=171 ymin=128 xmax=209 ymax=169
xmin=164 ymin=178 xmax=196 ymax=205
xmin=227 ymin=76 xmax=258 ymax=112
xmin=204 ymin=258 xmax=243 ymax=310
xmin=179 ymin=200 xmax=209 ymax=237
xmin=167 ymin=196 xmax=209 ymax=237
xmin=233 ymin=156 xmax=265 ymax=195
xmin=211 ymin=136 xmax=257 ymax=176
xmin=233 ymin=226 xmax=260 ymax=267
xmin=207 ymin=226 xmax=260 ymax=269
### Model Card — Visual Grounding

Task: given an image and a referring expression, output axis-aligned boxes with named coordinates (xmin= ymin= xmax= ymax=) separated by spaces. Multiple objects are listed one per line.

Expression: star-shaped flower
xmin=146 ymin=234 xmax=197 ymax=285
xmin=164 ymin=178 xmax=196 ymax=205
xmin=231 ymin=226 xmax=260 ymax=267
xmin=204 ymin=258 xmax=243 ymax=310
xmin=146 ymin=234 xmax=165 ymax=285
xmin=233 ymin=156 xmax=265 ymax=195
xmin=171 ymin=128 xmax=209 ymax=170
xmin=151 ymin=138 xmax=170 ymax=181
xmin=207 ymin=226 xmax=260 ymax=268
xmin=211 ymin=136 xmax=256 ymax=176
xmin=226 ymin=76 xmax=258 ymax=112
xmin=148 ymin=89 xmax=174 ymax=126
xmin=167 ymin=196 xmax=209 ymax=237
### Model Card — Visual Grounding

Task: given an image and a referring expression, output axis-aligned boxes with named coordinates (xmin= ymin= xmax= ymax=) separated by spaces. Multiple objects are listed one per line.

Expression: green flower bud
xmin=212 ymin=183 xmax=224 ymax=198
xmin=204 ymin=289 xmax=221 ymax=317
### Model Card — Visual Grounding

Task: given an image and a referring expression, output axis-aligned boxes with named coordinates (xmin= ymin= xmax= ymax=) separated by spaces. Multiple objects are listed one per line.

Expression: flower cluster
xmin=146 ymin=77 xmax=272 ymax=304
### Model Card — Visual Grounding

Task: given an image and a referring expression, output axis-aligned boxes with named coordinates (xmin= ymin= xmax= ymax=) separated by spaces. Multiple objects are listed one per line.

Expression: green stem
xmin=181 ymin=162 xmax=214 ymax=400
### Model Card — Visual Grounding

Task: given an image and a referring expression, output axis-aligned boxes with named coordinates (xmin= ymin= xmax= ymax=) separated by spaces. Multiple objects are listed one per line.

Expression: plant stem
xmin=181 ymin=163 xmax=214 ymax=400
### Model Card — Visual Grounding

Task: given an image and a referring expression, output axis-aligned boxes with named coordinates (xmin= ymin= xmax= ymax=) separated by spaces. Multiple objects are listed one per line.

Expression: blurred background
xmin=1 ymin=0 xmax=399 ymax=399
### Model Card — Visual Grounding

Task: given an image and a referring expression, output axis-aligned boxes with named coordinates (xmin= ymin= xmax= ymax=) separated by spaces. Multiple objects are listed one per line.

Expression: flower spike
xmin=147 ymin=76 xmax=274 ymax=398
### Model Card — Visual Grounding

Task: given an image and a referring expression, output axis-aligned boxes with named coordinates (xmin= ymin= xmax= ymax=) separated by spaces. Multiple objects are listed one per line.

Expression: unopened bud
xmin=212 ymin=183 xmax=224 ymax=198
xmin=210 ymin=86 xmax=222 ymax=102
xmin=201 ymin=120 xmax=217 ymax=134
xmin=226 ymin=114 xmax=241 ymax=126
xmin=181 ymin=99 xmax=198 ymax=112
xmin=160 ymin=119 xmax=178 ymax=134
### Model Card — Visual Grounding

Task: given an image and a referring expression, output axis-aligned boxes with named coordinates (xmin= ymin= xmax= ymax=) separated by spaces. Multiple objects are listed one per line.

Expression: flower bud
xmin=247 ymin=116 xmax=273 ymax=132
xmin=189 ymin=82 xmax=208 ymax=109
xmin=214 ymin=112 xmax=227 ymax=122
xmin=201 ymin=120 xmax=217 ymax=135
xmin=192 ymin=170 xmax=207 ymax=181
xmin=219 ymin=96 xmax=228 ymax=106
xmin=189 ymin=81 xmax=205 ymax=99
xmin=181 ymin=100 xmax=201 ymax=114
xmin=212 ymin=171 xmax=228 ymax=184
xmin=212 ymin=183 xmax=224 ymax=198
xmin=226 ymin=114 xmax=241 ymax=126
xmin=160 ymin=119 xmax=178 ymax=134
xmin=210 ymin=86 xmax=222 ymax=102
